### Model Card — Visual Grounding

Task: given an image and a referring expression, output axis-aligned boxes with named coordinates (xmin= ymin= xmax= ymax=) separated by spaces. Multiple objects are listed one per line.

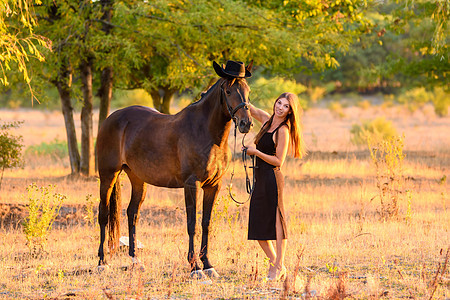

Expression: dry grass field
xmin=0 ymin=103 xmax=449 ymax=299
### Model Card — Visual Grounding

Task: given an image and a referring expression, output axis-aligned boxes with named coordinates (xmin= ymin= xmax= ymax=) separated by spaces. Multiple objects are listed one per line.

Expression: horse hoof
xmin=189 ymin=270 xmax=207 ymax=280
xmin=130 ymin=257 xmax=145 ymax=272
xmin=132 ymin=263 xmax=145 ymax=272
xmin=189 ymin=270 xmax=212 ymax=284
xmin=96 ymin=264 xmax=109 ymax=274
xmin=203 ymin=268 xmax=219 ymax=279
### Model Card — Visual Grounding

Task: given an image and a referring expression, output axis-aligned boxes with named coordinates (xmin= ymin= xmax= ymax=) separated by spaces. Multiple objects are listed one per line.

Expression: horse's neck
xmin=193 ymin=83 xmax=232 ymax=146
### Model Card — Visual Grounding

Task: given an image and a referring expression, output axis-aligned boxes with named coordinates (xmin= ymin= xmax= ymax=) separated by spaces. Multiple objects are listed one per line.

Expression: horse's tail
xmin=108 ymin=176 xmax=121 ymax=254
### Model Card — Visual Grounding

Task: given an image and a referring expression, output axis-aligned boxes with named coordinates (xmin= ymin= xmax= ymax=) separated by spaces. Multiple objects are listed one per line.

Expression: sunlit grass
xmin=0 ymin=107 xmax=448 ymax=298
xmin=301 ymin=158 xmax=372 ymax=178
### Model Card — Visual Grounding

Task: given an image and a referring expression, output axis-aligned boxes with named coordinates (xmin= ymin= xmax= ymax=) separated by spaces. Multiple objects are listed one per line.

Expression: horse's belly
xmin=127 ymin=162 xmax=184 ymax=188
xmin=147 ymin=177 xmax=184 ymax=188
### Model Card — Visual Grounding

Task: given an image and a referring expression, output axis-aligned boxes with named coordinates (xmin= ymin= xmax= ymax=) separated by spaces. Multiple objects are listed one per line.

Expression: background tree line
xmin=1 ymin=0 xmax=448 ymax=177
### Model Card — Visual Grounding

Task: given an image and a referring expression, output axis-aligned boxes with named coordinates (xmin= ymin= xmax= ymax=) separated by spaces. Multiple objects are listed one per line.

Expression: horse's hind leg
xmin=124 ymin=168 xmax=147 ymax=264
xmin=98 ymin=170 xmax=121 ymax=265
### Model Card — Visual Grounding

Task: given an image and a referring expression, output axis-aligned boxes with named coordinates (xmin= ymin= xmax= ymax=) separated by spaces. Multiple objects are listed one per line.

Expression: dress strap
xmin=272 ymin=121 xmax=288 ymax=146
xmin=273 ymin=121 xmax=288 ymax=132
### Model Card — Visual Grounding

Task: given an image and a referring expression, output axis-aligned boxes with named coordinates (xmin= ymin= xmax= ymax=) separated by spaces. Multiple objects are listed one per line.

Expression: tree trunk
xmin=80 ymin=58 xmax=94 ymax=176
xmin=98 ymin=67 xmax=113 ymax=131
xmin=161 ymin=87 xmax=175 ymax=114
xmin=150 ymin=89 xmax=162 ymax=112
xmin=96 ymin=0 xmax=114 ymax=172
xmin=98 ymin=0 xmax=114 ymax=129
xmin=54 ymin=65 xmax=80 ymax=175
xmin=150 ymin=87 xmax=174 ymax=114
xmin=96 ymin=66 xmax=113 ymax=172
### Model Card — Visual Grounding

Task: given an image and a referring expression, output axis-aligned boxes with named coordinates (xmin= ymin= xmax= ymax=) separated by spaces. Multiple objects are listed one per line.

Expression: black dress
xmin=248 ymin=124 xmax=287 ymax=240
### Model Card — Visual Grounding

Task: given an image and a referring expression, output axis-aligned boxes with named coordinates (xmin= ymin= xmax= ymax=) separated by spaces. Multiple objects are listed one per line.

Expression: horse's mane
xmin=191 ymin=79 xmax=222 ymax=105
xmin=191 ymin=77 xmax=248 ymax=106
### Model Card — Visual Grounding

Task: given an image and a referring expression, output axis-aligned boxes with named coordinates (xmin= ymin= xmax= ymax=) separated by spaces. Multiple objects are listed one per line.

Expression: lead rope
xmin=228 ymin=121 xmax=256 ymax=205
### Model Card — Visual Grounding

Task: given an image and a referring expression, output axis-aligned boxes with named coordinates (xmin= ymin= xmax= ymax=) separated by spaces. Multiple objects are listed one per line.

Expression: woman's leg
xmin=274 ymin=209 xmax=287 ymax=269
xmin=257 ymin=240 xmax=276 ymax=264
xmin=257 ymin=240 xmax=277 ymax=276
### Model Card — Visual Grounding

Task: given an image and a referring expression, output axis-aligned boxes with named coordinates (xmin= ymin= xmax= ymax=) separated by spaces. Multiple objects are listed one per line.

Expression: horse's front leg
xmin=200 ymin=183 xmax=221 ymax=278
xmin=184 ymin=178 xmax=204 ymax=277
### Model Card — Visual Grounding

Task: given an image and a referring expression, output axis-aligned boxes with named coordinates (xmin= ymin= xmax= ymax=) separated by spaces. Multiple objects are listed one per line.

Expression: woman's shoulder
xmin=277 ymin=124 xmax=289 ymax=137
xmin=273 ymin=123 xmax=289 ymax=143
xmin=275 ymin=122 xmax=289 ymax=132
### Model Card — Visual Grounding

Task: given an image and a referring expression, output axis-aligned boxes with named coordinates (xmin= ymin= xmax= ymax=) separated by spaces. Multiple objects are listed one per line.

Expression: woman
xmin=245 ymin=92 xmax=306 ymax=281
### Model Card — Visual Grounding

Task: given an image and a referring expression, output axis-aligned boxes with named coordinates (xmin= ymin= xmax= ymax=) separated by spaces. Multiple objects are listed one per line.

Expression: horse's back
xmin=97 ymin=105 xmax=185 ymax=186
xmin=99 ymin=105 xmax=168 ymax=134
xmin=97 ymin=106 xmax=163 ymax=169
xmin=107 ymin=105 xmax=162 ymax=123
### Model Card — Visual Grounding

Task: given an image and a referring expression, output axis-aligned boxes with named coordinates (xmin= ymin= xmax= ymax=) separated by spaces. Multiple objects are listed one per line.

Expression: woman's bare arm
xmin=249 ymin=103 xmax=271 ymax=124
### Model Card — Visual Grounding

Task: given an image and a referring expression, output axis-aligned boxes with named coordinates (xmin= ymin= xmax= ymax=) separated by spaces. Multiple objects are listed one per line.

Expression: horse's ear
xmin=246 ymin=60 xmax=254 ymax=73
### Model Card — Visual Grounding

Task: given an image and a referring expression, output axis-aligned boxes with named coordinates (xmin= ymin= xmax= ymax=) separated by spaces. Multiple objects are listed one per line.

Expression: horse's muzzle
xmin=238 ymin=118 xmax=252 ymax=133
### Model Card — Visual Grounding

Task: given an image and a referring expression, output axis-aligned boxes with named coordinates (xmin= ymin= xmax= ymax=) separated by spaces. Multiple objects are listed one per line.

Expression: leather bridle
xmin=220 ymin=80 xmax=255 ymax=205
xmin=220 ymin=80 xmax=249 ymax=121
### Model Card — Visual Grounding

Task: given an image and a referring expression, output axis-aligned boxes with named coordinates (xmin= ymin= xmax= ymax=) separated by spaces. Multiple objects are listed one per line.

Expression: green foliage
xmin=326 ymin=262 xmax=338 ymax=275
xmin=350 ymin=117 xmax=398 ymax=147
xmin=60 ymin=0 xmax=369 ymax=112
xmin=301 ymin=0 xmax=449 ymax=94
xmin=397 ymin=87 xmax=433 ymax=112
xmin=112 ymin=89 xmax=154 ymax=109
xmin=357 ymin=99 xmax=372 ymax=110
xmin=22 ymin=183 xmax=65 ymax=255
xmin=368 ymin=135 xmax=406 ymax=220
xmin=250 ymin=76 xmax=308 ymax=109
xmin=0 ymin=120 xmax=24 ymax=190
xmin=431 ymin=87 xmax=450 ymax=117
xmin=395 ymin=87 xmax=449 ymax=116
xmin=25 ymin=138 xmax=68 ymax=160
xmin=405 ymin=189 xmax=413 ymax=224
xmin=83 ymin=193 xmax=98 ymax=228
xmin=440 ymin=175 xmax=447 ymax=211
xmin=381 ymin=0 xmax=449 ymax=87
xmin=327 ymin=101 xmax=345 ymax=118
xmin=0 ymin=0 xmax=51 ymax=100
xmin=8 ymin=0 xmax=414 ymax=115
xmin=211 ymin=194 xmax=241 ymax=237
xmin=3 ymin=0 xmax=446 ymax=114
xmin=0 ymin=85 xmax=62 ymax=110
xmin=306 ymin=86 xmax=327 ymax=104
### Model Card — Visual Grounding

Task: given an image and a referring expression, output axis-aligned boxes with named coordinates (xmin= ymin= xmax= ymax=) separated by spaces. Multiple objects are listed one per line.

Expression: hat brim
xmin=213 ymin=61 xmax=252 ymax=78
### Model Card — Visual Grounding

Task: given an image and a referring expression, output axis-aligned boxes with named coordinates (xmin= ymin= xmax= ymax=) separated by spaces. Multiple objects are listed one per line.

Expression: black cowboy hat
xmin=213 ymin=60 xmax=252 ymax=78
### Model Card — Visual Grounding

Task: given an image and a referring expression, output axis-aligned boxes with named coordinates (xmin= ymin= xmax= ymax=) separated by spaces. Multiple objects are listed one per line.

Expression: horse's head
xmin=214 ymin=60 xmax=253 ymax=133
xmin=221 ymin=77 xmax=253 ymax=133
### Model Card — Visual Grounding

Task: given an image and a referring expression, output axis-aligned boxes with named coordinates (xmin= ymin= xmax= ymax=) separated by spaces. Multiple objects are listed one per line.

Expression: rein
xmin=220 ymin=79 xmax=256 ymax=205
xmin=228 ymin=121 xmax=256 ymax=205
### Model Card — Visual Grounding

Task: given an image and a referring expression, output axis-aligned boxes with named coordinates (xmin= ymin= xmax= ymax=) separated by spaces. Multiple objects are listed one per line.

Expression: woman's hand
xmin=242 ymin=126 xmax=289 ymax=168
xmin=242 ymin=145 xmax=257 ymax=156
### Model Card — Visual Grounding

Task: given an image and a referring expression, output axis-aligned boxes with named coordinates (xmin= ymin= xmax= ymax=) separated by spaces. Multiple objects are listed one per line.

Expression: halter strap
xmin=220 ymin=80 xmax=249 ymax=120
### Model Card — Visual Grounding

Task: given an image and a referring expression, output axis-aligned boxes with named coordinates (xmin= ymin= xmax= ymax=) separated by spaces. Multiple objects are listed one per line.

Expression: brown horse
xmin=96 ymin=64 xmax=252 ymax=278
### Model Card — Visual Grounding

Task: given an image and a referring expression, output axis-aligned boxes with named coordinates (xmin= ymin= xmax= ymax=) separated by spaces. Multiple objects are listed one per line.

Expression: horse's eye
xmin=225 ymin=90 xmax=231 ymax=95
